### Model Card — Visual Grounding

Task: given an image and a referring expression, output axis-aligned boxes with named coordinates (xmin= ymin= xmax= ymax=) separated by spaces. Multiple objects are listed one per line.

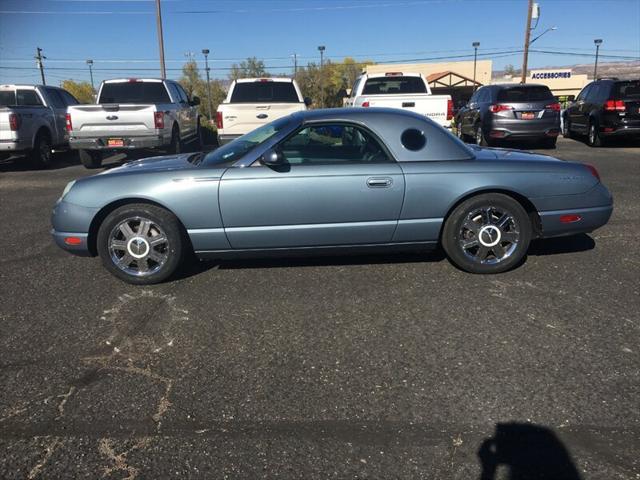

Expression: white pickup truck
xmin=346 ymin=72 xmax=453 ymax=128
xmin=0 ymin=84 xmax=79 ymax=167
xmin=216 ymin=78 xmax=309 ymax=145
xmin=67 ymin=78 xmax=201 ymax=168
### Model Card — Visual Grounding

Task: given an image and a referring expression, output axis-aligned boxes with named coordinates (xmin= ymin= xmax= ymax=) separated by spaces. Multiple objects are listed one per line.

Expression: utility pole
xmin=520 ymin=0 xmax=534 ymax=84
xmin=318 ymin=46 xmax=326 ymax=108
xmin=202 ymin=49 xmax=213 ymax=123
xmin=593 ymin=39 xmax=603 ymax=79
xmin=292 ymin=53 xmax=298 ymax=78
xmin=472 ymin=41 xmax=480 ymax=91
xmin=86 ymin=60 xmax=95 ymax=91
xmin=155 ymin=0 xmax=166 ymax=79
xmin=35 ymin=47 xmax=46 ymax=85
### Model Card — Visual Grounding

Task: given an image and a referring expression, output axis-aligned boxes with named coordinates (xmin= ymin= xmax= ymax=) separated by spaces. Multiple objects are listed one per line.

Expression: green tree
xmin=504 ymin=64 xmax=517 ymax=76
xmin=228 ymin=57 xmax=269 ymax=81
xmin=61 ymin=80 xmax=95 ymax=104
xmin=179 ymin=61 xmax=227 ymax=122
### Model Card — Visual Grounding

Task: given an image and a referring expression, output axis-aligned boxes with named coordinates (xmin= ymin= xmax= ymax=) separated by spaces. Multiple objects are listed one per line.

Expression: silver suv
xmin=455 ymin=84 xmax=561 ymax=148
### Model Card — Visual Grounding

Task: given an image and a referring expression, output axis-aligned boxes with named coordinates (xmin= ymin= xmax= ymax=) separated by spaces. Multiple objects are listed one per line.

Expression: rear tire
xmin=474 ymin=123 xmax=491 ymax=147
xmin=79 ymin=149 xmax=102 ymax=169
xmin=29 ymin=132 xmax=52 ymax=168
xmin=442 ymin=193 xmax=532 ymax=274
xmin=97 ymin=203 xmax=185 ymax=285
xmin=587 ymin=120 xmax=605 ymax=147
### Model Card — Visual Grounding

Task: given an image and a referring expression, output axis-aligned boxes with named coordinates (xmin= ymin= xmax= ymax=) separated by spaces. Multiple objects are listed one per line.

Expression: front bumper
xmin=51 ymin=200 xmax=98 ymax=256
xmin=69 ymin=135 xmax=167 ymax=150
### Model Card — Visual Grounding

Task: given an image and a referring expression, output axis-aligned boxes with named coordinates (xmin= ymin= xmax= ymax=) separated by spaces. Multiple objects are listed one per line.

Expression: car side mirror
xmin=304 ymin=97 xmax=313 ymax=107
xmin=190 ymin=96 xmax=200 ymax=106
xmin=260 ymin=149 xmax=284 ymax=166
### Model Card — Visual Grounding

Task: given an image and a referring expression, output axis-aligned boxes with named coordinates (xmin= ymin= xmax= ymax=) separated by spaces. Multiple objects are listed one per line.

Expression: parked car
xmin=346 ymin=72 xmax=453 ymax=128
xmin=216 ymin=78 xmax=309 ymax=145
xmin=563 ymin=78 xmax=640 ymax=146
xmin=455 ymin=84 xmax=561 ymax=148
xmin=52 ymin=108 xmax=612 ymax=285
xmin=0 ymin=84 xmax=79 ymax=167
xmin=66 ymin=78 xmax=201 ymax=169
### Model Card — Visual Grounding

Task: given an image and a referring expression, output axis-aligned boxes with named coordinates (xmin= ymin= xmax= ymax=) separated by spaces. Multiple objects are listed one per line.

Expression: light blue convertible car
xmin=52 ymin=108 xmax=613 ymax=284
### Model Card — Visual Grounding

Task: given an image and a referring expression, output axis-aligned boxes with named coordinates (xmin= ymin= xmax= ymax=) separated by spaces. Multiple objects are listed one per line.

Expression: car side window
xmin=176 ymin=84 xmax=190 ymax=104
xmin=46 ymin=88 xmax=65 ymax=108
xmin=17 ymin=90 xmax=43 ymax=106
xmin=577 ymin=84 xmax=592 ymax=102
xmin=61 ymin=90 xmax=80 ymax=105
xmin=277 ymin=124 xmax=391 ymax=165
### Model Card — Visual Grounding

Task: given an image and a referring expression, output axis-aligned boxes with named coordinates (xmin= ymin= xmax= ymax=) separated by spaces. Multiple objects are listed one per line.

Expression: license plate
xmin=521 ymin=112 xmax=535 ymax=120
xmin=107 ymin=138 xmax=124 ymax=147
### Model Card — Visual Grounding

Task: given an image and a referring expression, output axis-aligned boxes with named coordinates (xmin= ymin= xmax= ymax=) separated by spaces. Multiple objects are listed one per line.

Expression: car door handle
xmin=367 ymin=177 xmax=392 ymax=188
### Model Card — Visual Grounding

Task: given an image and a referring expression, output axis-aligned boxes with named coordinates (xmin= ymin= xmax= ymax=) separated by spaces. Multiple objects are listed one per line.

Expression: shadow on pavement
xmin=479 ymin=423 xmax=582 ymax=480
xmin=529 ymin=234 xmax=595 ymax=256
xmin=0 ymin=152 xmax=80 ymax=172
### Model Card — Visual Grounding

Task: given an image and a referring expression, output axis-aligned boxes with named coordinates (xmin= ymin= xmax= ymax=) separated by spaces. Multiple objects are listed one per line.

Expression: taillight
xmin=489 ymin=104 xmax=513 ymax=113
xmin=585 ymin=163 xmax=600 ymax=181
xmin=545 ymin=103 xmax=561 ymax=112
xmin=361 ymin=101 xmax=370 ymax=108
xmin=446 ymin=99 xmax=453 ymax=120
xmin=215 ymin=111 xmax=223 ymax=129
xmin=154 ymin=111 xmax=164 ymax=129
xmin=9 ymin=113 xmax=21 ymax=131
xmin=65 ymin=113 xmax=72 ymax=132
xmin=603 ymin=100 xmax=625 ymax=112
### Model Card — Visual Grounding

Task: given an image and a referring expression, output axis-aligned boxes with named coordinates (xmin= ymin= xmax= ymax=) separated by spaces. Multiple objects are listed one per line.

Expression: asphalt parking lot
xmin=1 ymin=137 xmax=639 ymax=479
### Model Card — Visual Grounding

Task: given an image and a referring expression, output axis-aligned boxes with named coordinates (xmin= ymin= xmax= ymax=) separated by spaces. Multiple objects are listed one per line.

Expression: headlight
xmin=60 ymin=180 xmax=76 ymax=200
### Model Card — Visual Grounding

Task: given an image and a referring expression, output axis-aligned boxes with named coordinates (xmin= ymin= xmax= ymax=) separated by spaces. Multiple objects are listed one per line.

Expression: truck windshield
xmin=497 ymin=86 xmax=553 ymax=102
xmin=362 ymin=77 xmax=427 ymax=95
xmin=98 ymin=82 xmax=170 ymax=104
xmin=201 ymin=116 xmax=292 ymax=167
xmin=230 ymin=82 xmax=300 ymax=103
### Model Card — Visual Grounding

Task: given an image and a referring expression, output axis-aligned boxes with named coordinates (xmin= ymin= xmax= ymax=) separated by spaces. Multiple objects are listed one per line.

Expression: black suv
xmin=455 ymin=84 xmax=560 ymax=148
xmin=563 ymin=79 xmax=640 ymax=146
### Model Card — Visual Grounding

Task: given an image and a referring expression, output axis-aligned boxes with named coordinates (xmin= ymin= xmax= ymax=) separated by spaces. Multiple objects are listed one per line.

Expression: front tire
xmin=562 ymin=115 xmax=573 ymax=139
xmin=168 ymin=126 xmax=182 ymax=154
xmin=442 ymin=193 xmax=532 ymax=274
xmin=97 ymin=204 xmax=185 ymax=285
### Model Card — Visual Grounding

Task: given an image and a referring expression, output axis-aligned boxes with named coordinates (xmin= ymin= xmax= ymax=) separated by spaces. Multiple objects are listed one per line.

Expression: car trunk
xmin=68 ymin=104 xmax=158 ymax=138
xmin=221 ymin=103 xmax=304 ymax=135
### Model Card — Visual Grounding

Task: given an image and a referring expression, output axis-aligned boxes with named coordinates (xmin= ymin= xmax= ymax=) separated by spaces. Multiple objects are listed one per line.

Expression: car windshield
xmin=98 ymin=81 xmax=170 ymax=104
xmin=497 ymin=86 xmax=554 ymax=102
xmin=230 ymin=82 xmax=300 ymax=103
xmin=615 ymin=81 xmax=640 ymax=99
xmin=362 ymin=76 xmax=427 ymax=95
xmin=200 ymin=116 xmax=292 ymax=167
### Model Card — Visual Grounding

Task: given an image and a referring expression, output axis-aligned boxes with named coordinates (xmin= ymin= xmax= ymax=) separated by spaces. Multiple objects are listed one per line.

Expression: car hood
xmin=470 ymin=145 xmax=563 ymax=163
xmin=98 ymin=153 xmax=199 ymax=175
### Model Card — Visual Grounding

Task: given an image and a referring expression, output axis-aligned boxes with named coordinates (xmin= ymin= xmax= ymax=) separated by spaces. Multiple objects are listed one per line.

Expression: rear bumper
xmin=601 ymin=126 xmax=640 ymax=137
xmin=0 ymin=139 xmax=30 ymax=152
xmin=69 ymin=134 xmax=167 ymax=150
xmin=217 ymin=134 xmax=241 ymax=145
xmin=539 ymin=205 xmax=613 ymax=238
xmin=488 ymin=117 xmax=560 ymax=139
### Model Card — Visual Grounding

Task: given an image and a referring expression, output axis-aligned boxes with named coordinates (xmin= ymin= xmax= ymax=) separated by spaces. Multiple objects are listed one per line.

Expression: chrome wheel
xmin=39 ymin=139 xmax=52 ymax=164
xmin=108 ymin=217 xmax=169 ymax=277
xmin=589 ymin=123 xmax=597 ymax=145
xmin=475 ymin=126 xmax=483 ymax=145
xmin=459 ymin=206 xmax=520 ymax=265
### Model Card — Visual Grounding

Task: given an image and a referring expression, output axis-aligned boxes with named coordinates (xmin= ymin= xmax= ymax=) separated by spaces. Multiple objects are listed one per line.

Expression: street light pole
xmin=520 ymin=0 xmax=534 ymax=84
xmin=292 ymin=53 xmax=298 ymax=78
xmin=155 ymin=0 xmax=167 ymax=79
xmin=472 ymin=41 xmax=480 ymax=91
xmin=318 ymin=45 xmax=326 ymax=108
xmin=202 ymin=49 xmax=213 ymax=123
xmin=86 ymin=60 xmax=94 ymax=92
xmin=593 ymin=39 xmax=603 ymax=79
xmin=35 ymin=47 xmax=46 ymax=85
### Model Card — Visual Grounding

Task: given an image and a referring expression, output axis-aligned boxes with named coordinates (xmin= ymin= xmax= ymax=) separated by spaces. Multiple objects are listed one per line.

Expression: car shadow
xmin=478 ymin=422 xmax=582 ymax=480
xmin=528 ymin=234 xmax=595 ymax=256
xmin=0 ymin=151 xmax=81 ymax=172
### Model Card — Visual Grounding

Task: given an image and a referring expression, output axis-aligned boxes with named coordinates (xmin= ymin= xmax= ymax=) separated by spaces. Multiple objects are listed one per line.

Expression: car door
xmin=219 ymin=123 xmax=406 ymax=249
xmin=571 ymin=83 xmax=593 ymax=132
xmin=460 ymin=90 xmax=479 ymax=136
xmin=175 ymin=83 xmax=196 ymax=136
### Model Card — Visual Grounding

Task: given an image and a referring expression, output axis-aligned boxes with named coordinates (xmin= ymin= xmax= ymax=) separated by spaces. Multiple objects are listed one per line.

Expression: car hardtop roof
xmin=234 ymin=77 xmax=294 ymax=83
xmin=491 ymin=83 xmax=551 ymax=89
xmin=291 ymin=107 xmax=429 ymax=123
xmin=364 ymin=72 xmax=423 ymax=78
xmin=0 ymin=84 xmax=45 ymax=89
xmin=102 ymin=78 xmax=166 ymax=83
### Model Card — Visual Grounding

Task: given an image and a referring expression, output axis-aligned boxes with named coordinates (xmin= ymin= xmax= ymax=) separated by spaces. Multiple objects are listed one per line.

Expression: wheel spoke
xmin=502 ymin=232 xmax=518 ymax=244
xmin=111 ymin=239 xmax=127 ymax=250
xmin=148 ymin=250 xmax=165 ymax=264
xmin=149 ymin=234 xmax=167 ymax=247
xmin=138 ymin=219 xmax=151 ymax=237
xmin=492 ymin=243 xmax=506 ymax=259
xmin=461 ymin=238 xmax=478 ymax=250
xmin=119 ymin=222 xmax=135 ymax=239
xmin=476 ymin=245 xmax=490 ymax=260
xmin=463 ymin=219 xmax=479 ymax=234
xmin=482 ymin=208 xmax=493 ymax=225
xmin=137 ymin=257 xmax=149 ymax=272
xmin=496 ymin=213 xmax=511 ymax=229
xmin=116 ymin=253 xmax=134 ymax=268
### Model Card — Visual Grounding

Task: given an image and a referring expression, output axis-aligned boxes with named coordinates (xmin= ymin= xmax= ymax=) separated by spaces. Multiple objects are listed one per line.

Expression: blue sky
xmin=1 ymin=0 xmax=638 ymax=86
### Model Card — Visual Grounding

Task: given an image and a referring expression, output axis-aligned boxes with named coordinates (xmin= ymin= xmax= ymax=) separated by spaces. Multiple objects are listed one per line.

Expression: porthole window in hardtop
xmin=401 ymin=128 xmax=426 ymax=151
